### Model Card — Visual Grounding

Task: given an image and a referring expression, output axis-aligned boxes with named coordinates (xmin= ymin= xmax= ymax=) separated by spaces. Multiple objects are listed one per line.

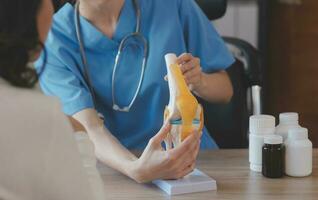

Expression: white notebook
xmin=153 ymin=169 xmax=217 ymax=195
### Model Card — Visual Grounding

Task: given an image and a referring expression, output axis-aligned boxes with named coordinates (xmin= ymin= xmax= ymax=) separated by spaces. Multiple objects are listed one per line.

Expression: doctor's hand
xmin=177 ymin=53 xmax=203 ymax=91
xmin=130 ymin=123 xmax=201 ymax=183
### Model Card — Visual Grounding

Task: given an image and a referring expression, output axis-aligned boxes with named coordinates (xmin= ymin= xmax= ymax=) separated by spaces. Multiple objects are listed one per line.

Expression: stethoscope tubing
xmin=74 ymin=0 xmax=148 ymax=114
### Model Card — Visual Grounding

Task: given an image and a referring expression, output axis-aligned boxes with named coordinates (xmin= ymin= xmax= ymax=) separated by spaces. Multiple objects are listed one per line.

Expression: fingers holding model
xmin=132 ymin=123 xmax=200 ymax=183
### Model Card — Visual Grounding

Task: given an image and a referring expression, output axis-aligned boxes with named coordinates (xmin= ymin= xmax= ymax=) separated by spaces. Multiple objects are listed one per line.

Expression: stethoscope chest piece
xmin=112 ymin=105 xmax=130 ymax=112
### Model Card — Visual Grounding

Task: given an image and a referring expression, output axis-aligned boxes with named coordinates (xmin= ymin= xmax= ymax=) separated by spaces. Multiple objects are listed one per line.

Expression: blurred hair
xmin=0 ymin=0 xmax=44 ymax=88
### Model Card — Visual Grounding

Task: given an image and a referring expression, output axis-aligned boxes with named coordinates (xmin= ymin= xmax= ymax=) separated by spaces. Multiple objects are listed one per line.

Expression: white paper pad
xmin=152 ymin=169 xmax=217 ymax=195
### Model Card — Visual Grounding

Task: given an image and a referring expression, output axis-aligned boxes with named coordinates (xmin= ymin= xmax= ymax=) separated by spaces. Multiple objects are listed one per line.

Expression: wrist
xmin=193 ymin=72 xmax=207 ymax=95
xmin=126 ymin=159 xmax=148 ymax=183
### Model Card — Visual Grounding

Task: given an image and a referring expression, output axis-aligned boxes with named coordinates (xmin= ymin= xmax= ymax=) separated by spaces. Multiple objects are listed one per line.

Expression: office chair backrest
xmin=195 ymin=0 xmax=227 ymax=20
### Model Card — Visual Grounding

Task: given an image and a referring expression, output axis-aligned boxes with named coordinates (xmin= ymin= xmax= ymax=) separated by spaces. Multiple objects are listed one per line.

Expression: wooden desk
xmin=98 ymin=149 xmax=318 ymax=200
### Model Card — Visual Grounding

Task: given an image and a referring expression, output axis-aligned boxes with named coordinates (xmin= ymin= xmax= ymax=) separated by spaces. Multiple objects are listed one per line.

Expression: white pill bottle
xmin=275 ymin=112 xmax=302 ymax=141
xmin=285 ymin=128 xmax=313 ymax=177
xmin=249 ymin=115 xmax=276 ymax=172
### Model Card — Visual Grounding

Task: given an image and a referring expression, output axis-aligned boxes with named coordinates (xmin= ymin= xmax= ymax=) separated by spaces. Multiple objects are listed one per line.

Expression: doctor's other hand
xmin=130 ymin=124 xmax=201 ymax=183
xmin=177 ymin=53 xmax=203 ymax=90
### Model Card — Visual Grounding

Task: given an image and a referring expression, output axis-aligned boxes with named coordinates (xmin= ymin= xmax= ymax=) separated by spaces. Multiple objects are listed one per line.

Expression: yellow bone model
xmin=164 ymin=54 xmax=204 ymax=149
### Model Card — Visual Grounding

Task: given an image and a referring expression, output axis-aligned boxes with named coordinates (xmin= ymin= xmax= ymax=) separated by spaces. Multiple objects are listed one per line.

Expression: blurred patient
xmin=0 ymin=0 xmax=102 ymax=199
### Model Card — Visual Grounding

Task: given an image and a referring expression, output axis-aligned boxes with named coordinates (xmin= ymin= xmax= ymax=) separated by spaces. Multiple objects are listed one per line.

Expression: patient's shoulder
xmin=0 ymin=80 xmax=58 ymax=111
xmin=0 ymin=79 xmax=72 ymax=134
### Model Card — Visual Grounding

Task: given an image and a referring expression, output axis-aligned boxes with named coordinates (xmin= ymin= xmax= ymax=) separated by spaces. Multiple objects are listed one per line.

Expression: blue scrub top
xmin=36 ymin=0 xmax=235 ymax=150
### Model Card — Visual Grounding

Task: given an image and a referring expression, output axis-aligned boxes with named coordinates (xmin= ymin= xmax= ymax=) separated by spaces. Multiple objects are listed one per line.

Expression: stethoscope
xmin=74 ymin=0 xmax=148 ymax=114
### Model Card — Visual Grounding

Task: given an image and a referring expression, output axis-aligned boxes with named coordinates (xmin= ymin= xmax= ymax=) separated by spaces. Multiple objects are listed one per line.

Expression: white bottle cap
xmin=165 ymin=53 xmax=177 ymax=67
xmin=288 ymin=127 xmax=308 ymax=140
xmin=264 ymin=135 xmax=283 ymax=145
xmin=249 ymin=115 xmax=275 ymax=134
xmin=279 ymin=112 xmax=299 ymax=123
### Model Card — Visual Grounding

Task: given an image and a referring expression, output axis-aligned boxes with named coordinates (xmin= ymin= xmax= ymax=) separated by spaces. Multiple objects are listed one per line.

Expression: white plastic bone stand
xmin=152 ymin=169 xmax=217 ymax=195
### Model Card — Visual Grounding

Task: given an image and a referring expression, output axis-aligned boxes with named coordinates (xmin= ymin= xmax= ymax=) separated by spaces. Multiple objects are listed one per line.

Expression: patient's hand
xmin=131 ymin=123 xmax=200 ymax=183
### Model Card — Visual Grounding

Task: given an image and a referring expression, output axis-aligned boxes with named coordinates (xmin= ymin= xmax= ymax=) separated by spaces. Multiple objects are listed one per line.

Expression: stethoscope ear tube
xmin=75 ymin=1 xmax=104 ymax=119
xmin=74 ymin=2 xmax=97 ymax=100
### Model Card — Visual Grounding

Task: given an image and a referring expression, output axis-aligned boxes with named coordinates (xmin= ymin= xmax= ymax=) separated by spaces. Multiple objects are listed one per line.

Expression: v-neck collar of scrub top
xmin=65 ymin=0 xmax=137 ymax=51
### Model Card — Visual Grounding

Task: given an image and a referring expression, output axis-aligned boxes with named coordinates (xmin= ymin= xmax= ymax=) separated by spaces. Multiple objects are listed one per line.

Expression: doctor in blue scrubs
xmin=36 ymin=0 xmax=235 ymax=182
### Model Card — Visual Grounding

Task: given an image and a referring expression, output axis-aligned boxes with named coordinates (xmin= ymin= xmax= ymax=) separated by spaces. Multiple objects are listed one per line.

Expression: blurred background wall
xmin=265 ymin=0 xmax=318 ymax=147
xmin=213 ymin=0 xmax=259 ymax=48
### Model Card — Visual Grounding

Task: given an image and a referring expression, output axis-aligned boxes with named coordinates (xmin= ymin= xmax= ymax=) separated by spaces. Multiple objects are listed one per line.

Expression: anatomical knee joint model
xmin=164 ymin=53 xmax=204 ymax=149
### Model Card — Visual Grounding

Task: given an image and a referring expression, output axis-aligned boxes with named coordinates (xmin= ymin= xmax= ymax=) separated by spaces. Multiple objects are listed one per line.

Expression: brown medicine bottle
xmin=262 ymin=135 xmax=284 ymax=178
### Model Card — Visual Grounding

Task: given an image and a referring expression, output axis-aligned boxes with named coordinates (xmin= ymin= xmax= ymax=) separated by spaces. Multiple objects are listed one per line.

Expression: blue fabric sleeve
xmin=178 ymin=0 xmax=235 ymax=73
xmin=35 ymin=52 xmax=94 ymax=116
